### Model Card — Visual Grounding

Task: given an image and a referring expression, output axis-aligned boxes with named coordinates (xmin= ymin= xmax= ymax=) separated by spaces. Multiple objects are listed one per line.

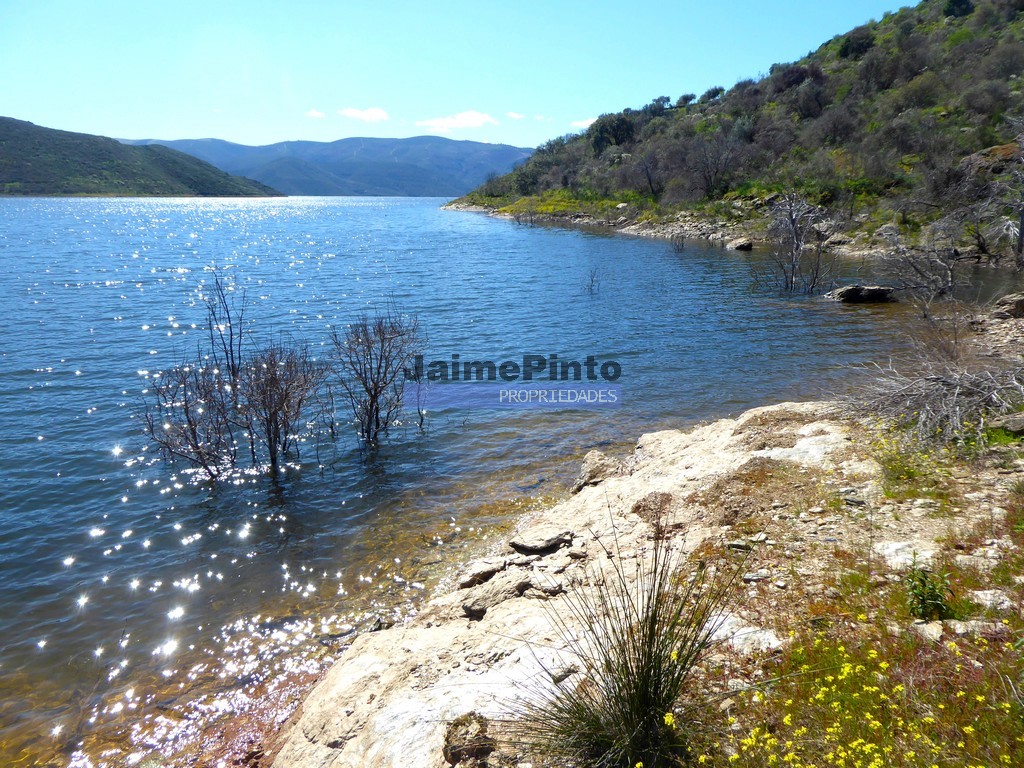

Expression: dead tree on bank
xmin=1009 ymin=167 xmax=1024 ymax=269
xmin=879 ymin=219 xmax=980 ymax=315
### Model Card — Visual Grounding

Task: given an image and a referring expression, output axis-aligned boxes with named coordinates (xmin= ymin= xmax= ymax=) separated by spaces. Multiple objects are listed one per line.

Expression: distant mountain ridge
xmin=122 ymin=136 xmax=534 ymax=196
xmin=0 ymin=117 xmax=279 ymax=197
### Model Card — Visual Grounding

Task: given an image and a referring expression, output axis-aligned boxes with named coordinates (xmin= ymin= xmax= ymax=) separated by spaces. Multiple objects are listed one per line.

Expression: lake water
xmin=0 ymin=196 xmax=914 ymax=766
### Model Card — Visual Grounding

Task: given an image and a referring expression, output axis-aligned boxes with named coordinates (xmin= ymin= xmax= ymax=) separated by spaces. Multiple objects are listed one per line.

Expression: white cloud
xmin=339 ymin=107 xmax=389 ymax=123
xmin=415 ymin=110 xmax=499 ymax=132
xmin=570 ymin=117 xmax=597 ymax=129
xmin=305 ymin=108 xmax=325 ymax=119
xmin=506 ymin=111 xmax=525 ymax=120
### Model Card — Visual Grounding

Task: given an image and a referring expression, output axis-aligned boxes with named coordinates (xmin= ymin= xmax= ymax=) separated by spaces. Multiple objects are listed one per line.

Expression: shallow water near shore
xmin=0 ymin=196 xmax=945 ymax=765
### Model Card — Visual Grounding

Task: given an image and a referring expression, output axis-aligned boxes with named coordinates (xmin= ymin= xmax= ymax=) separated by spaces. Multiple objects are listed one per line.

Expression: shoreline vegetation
xmin=442 ymin=198 xmax=886 ymax=261
xmin=229 ymin=306 xmax=1024 ymax=767
xmin=446 ymin=0 xmax=1024 ymax=281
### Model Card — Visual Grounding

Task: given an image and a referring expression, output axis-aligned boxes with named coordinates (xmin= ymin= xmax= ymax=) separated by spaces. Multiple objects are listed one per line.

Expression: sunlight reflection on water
xmin=0 ymin=196 xmax=935 ymax=766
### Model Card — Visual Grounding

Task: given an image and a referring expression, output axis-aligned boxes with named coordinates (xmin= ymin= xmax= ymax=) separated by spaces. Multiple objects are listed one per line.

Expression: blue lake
xmin=0 ymin=196 xmax=914 ymax=766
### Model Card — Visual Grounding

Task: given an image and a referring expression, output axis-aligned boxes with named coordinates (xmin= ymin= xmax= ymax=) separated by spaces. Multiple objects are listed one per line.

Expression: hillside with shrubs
xmin=461 ymin=0 xmax=1024 ymax=248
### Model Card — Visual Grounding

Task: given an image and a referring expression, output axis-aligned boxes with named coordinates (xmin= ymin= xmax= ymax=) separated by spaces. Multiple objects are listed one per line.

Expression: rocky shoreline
xmin=262 ymin=401 xmax=851 ymax=767
xmin=442 ymin=200 xmax=891 ymax=261
xmin=251 ymin=388 xmax=1024 ymax=767
xmin=217 ymin=217 xmax=1024 ymax=768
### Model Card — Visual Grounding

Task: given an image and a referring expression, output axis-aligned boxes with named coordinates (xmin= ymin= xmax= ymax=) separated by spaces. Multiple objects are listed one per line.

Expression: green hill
xmin=0 ymin=118 xmax=281 ymax=197
xmin=459 ymin=0 xmax=1024 ymax=242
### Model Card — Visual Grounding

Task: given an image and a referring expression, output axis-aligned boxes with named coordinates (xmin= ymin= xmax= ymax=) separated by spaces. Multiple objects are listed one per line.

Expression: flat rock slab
xmin=461 ymin=569 xmax=534 ymax=620
xmin=873 ymin=540 xmax=935 ymax=570
xmin=913 ymin=621 xmax=944 ymax=643
xmin=954 ymin=554 xmax=998 ymax=572
xmin=944 ymin=619 xmax=1011 ymax=637
xmin=509 ymin=525 xmax=573 ymax=554
xmin=713 ymin=614 xmax=786 ymax=654
xmin=970 ymin=589 xmax=1015 ymax=611
xmin=457 ymin=557 xmax=508 ymax=589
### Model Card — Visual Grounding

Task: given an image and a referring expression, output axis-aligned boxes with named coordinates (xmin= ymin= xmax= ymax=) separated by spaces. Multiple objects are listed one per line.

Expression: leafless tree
xmin=766 ymin=192 xmax=839 ymax=294
xmin=879 ymin=221 xmax=979 ymax=314
xmin=959 ymin=200 xmax=1011 ymax=263
xmin=202 ymin=271 xmax=247 ymax=386
xmin=857 ymin=362 xmax=1024 ymax=446
xmin=988 ymin=158 xmax=1024 ymax=270
xmin=142 ymin=358 xmax=238 ymax=480
xmin=143 ymin=273 xmax=332 ymax=478
xmin=688 ymin=132 xmax=739 ymax=199
xmin=999 ymin=115 xmax=1024 ymax=269
xmin=852 ymin=312 xmax=1024 ymax=447
xmin=847 ymin=293 xmax=1024 ymax=448
xmin=240 ymin=342 xmax=331 ymax=474
xmin=330 ymin=304 xmax=422 ymax=444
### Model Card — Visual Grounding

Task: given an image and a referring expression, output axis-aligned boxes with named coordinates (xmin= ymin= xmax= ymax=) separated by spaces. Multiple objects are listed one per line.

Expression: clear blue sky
xmin=1 ymin=0 xmax=911 ymax=149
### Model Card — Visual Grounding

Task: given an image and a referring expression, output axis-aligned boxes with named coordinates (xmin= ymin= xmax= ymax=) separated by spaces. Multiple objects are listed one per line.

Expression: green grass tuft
xmin=512 ymin=534 xmax=737 ymax=767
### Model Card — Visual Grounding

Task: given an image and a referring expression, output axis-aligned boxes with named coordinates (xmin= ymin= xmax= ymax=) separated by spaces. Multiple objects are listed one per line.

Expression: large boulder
xmin=726 ymin=237 xmax=754 ymax=251
xmin=988 ymin=413 xmax=1024 ymax=435
xmin=457 ymin=557 xmax=509 ymax=589
xmin=874 ymin=224 xmax=902 ymax=243
xmin=826 ymin=285 xmax=897 ymax=304
xmin=509 ymin=524 xmax=573 ymax=554
xmin=993 ymin=292 xmax=1024 ymax=319
xmin=570 ymin=450 xmax=624 ymax=493
xmin=961 ymin=142 xmax=1024 ymax=177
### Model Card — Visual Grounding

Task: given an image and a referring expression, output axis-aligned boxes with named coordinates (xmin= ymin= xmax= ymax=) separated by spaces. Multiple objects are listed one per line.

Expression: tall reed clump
xmin=512 ymin=533 xmax=736 ymax=767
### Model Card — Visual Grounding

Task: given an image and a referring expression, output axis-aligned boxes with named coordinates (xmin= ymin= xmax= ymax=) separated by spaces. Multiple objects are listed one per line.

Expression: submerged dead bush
xmin=511 ymin=533 xmax=737 ymax=768
xmin=330 ymin=303 xmax=423 ymax=445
